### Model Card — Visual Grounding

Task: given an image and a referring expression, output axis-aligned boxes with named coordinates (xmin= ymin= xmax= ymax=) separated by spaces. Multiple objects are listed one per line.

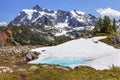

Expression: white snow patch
xmin=70 ymin=10 xmax=85 ymax=22
xmin=29 ymin=36 xmax=120 ymax=70
xmin=73 ymin=26 xmax=94 ymax=31
xmin=55 ymin=30 xmax=68 ymax=36
xmin=22 ymin=9 xmax=37 ymax=20
xmin=31 ymin=11 xmax=56 ymax=23
xmin=54 ymin=18 xmax=68 ymax=28
xmin=55 ymin=23 xmax=68 ymax=28
xmin=39 ymin=11 xmax=56 ymax=17
xmin=76 ymin=11 xmax=85 ymax=15
xmin=82 ymin=53 xmax=120 ymax=70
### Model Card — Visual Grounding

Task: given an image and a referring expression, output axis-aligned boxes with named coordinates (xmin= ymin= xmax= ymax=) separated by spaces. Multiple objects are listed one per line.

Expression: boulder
xmin=24 ymin=51 xmax=40 ymax=61
xmin=112 ymin=34 xmax=120 ymax=45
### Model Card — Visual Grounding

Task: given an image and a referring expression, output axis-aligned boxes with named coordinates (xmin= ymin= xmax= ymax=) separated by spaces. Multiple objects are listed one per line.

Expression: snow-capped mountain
xmin=9 ymin=5 xmax=97 ymax=27
xmin=9 ymin=5 xmax=97 ymax=37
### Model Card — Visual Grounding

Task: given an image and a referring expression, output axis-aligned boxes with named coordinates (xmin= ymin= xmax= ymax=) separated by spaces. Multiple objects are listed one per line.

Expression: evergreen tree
xmin=94 ymin=18 xmax=102 ymax=33
xmin=94 ymin=16 xmax=117 ymax=34
xmin=112 ymin=18 xmax=116 ymax=32
xmin=101 ymin=16 xmax=111 ymax=33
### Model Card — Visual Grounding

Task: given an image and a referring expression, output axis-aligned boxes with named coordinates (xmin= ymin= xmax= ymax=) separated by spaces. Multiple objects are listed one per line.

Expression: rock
xmin=13 ymin=65 xmax=18 ymax=68
xmin=41 ymin=65 xmax=52 ymax=68
xmin=9 ymin=70 xmax=13 ymax=73
xmin=41 ymin=64 xmax=55 ymax=69
xmin=18 ymin=68 xmax=26 ymax=72
xmin=0 ymin=70 xmax=2 ymax=73
xmin=41 ymin=64 xmax=69 ymax=70
xmin=0 ymin=46 xmax=40 ymax=63
xmin=26 ymin=53 xmax=33 ymax=60
xmin=55 ymin=66 xmax=69 ymax=71
xmin=0 ymin=66 xmax=13 ymax=73
xmin=112 ymin=33 xmax=120 ymax=45
xmin=29 ymin=65 xmax=39 ymax=70
xmin=24 ymin=51 xmax=40 ymax=61
xmin=2 ymin=69 xmax=7 ymax=73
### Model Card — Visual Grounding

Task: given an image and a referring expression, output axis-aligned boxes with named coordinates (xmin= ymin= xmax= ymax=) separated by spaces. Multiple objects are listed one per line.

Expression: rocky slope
xmin=0 ymin=46 xmax=40 ymax=66
xmin=0 ymin=25 xmax=73 ymax=46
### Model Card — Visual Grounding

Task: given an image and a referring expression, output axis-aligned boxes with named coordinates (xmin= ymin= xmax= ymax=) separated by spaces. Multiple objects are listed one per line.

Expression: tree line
xmin=94 ymin=16 xmax=116 ymax=34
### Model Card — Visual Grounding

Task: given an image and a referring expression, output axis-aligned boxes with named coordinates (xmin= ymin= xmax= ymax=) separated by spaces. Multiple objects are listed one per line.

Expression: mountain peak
xmin=33 ymin=5 xmax=43 ymax=11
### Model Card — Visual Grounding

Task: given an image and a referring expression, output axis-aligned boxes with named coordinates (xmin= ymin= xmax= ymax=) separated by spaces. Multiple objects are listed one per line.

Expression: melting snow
xmin=29 ymin=36 xmax=120 ymax=70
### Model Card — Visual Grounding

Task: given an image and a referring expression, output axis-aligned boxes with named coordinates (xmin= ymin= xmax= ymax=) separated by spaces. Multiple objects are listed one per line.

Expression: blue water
xmin=37 ymin=57 xmax=87 ymax=67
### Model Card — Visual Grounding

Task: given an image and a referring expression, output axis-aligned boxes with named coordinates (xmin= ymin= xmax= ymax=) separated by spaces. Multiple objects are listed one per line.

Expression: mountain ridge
xmin=9 ymin=5 xmax=97 ymax=28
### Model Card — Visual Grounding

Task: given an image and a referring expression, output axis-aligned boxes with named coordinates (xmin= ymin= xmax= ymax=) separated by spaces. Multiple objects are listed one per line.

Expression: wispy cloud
xmin=0 ymin=22 xmax=7 ymax=26
xmin=96 ymin=7 xmax=120 ymax=18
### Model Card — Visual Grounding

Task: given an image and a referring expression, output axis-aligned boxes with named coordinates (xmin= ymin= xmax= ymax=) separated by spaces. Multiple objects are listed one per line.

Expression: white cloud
xmin=0 ymin=22 xmax=8 ymax=26
xmin=96 ymin=7 xmax=120 ymax=18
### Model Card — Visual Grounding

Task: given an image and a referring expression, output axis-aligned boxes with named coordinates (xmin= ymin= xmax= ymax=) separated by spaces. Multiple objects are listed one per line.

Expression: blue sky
xmin=0 ymin=0 xmax=120 ymax=23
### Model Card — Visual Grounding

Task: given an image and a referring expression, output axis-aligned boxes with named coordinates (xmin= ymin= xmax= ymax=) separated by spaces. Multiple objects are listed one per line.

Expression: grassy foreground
xmin=0 ymin=64 xmax=120 ymax=80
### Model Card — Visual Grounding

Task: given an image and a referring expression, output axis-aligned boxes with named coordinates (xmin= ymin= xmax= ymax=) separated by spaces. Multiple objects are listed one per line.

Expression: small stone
xmin=2 ymin=69 xmax=7 ymax=73
xmin=0 ymin=70 xmax=2 ymax=73
xmin=18 ymin=68 xmax=26 ymax=72
xmin=29 ymin=65 xmax=39 ymax=70
xmin=9 ymin=70 xmax=13 ymax=73
xmin=56 ymin=66 xmax=69 ymax=71
xmin=13 ymin=65 xmax=18 ymax=68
